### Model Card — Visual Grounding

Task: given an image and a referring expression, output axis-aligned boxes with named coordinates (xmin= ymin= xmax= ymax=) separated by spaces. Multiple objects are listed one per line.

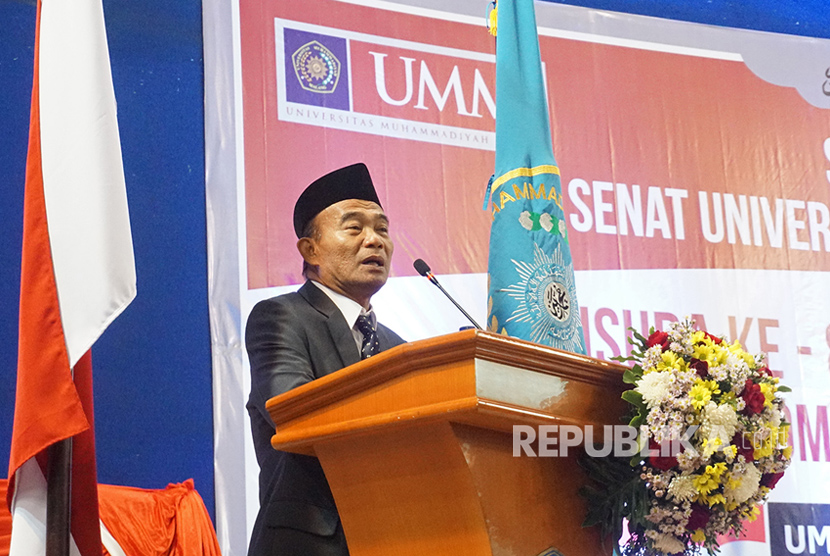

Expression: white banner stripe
xmin=8 ymin=459 xmax=83 ymax=556
xmin=38 ymin=0 xmax=136 ymax=368
xmin=9 ymin=459 xmax=128 ymax=556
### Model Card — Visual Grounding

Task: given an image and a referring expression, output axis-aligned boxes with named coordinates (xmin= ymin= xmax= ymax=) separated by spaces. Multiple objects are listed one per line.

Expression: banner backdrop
xmin=204 ymin=0 xmax=830 ymax=554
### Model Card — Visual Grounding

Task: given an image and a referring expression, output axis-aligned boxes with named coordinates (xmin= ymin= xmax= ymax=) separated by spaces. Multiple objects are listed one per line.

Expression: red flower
xmin=647 ymin=330 xmax=670 ymax=351
xmin=761 ymin=472 xmax=784 ymax=489
xmin=648 ymin=439 xmax=678 ymax=471
xmin=687 ymin=504 xmax=711 ymax=530
xmin=758 ymin=366 xmax=773 ymax=377
xmin=741 ymin=380 xmax=765 ymax=415
xmin=689 ymin=358 xmax=709 ymax=378
xmin=732 ymin=432 xmax=754 ymax=462
xmin=703 ymin=331 xmax=722 ymax=344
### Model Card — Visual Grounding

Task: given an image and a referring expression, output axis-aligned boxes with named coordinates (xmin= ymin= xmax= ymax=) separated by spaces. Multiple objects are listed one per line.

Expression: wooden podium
xmin=265 ymin=329 xmax=626 ymax=556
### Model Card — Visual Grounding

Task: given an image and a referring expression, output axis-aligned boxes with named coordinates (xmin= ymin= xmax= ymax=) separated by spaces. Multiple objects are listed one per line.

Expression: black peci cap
xmin=293 ymin=163 xmax=382 ymax=237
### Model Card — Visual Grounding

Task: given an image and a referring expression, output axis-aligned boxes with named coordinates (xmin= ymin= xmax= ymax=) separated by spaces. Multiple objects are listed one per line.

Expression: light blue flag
xmin=485 ymin=0 xmax=586 ymax=354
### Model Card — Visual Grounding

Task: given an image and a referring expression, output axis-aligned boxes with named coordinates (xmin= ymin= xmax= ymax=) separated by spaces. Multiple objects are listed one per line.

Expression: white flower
xmin=667 ymin=475 xmax=697 ymax=502
xmin=558 ymin=218 xmax=567 ymax=236
xmin=709 ymin=365 xmax=729 ymax=382
xmin=652 ymin=532 xmax=686 ymax=555
xmin=724 ymin=463 xmax=762 ymax=505
xmin=769 ymin=408 xmax=782 ymax=428
xmin=669 ymin=341 xmax=692 ymax=356
xmin=726 ymin=352 xmax=749 ymax=372
xmin=676 ymin=449 xmax=702 ymax=472
xmin=518 ymin=211 xmax=533 ymax=230
xmin=642 ymin=345 xmax=665 ymax=372
xmin=647 ymin=505 xmax=674 ymax=524
xmin=636 ymin=371 xmax=674 ymax=409
xmin=539 ymin=212 xmax=553 ymax=232
xmin=697 ymin=401 xmax=738 ymax=454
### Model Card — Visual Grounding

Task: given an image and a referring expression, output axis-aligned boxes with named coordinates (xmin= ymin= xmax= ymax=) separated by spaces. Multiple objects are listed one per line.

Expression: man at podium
xmin=245 ymin=163 xmax=405 ymax=556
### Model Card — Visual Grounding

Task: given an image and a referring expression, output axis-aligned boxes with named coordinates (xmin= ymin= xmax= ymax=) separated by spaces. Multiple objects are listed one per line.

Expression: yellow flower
xmin=705 ymin=493 xmax=727 ymax=507
xmin=657 ymin=350 xmax=688 ymax=372
xmin=692 ymin=341 xmax=714 ymax=362
xmin=689 ymin=384 xmax=711 ymax=410
xmin=691 ymin=529 xmax=706 ymax=543
xmin=702 ymin=436 xmax=723 ymax=459
xmin=693 ymin=462 xmax=727 ymax=495
xmin=719 ymin=340 xmax=748 ymax=366
xmin=706 ymin=379 xmax=721 ymax=395
xmin=712 ymin=343 xmax=734 ymax=365
xmin=760 ymin=383 xmax=775 ymax=408
xmin=723 ymin=445 xmax=738 ymax=460
xmin=753 ymin=426 xmax=778 ymax=459
xmin=691 ymin=333 xmax=733 ymax=367
xmin=710 ymin=462 xmax=727 ymax=475
xmin=689 ymin=379 xmax=720 ymax=410
xmin=776 ymin=425 xmax=792 ymax=459
xmin=748 ymin=505 xmax=761 ymax=522
xmin=727 ymin=339 xmax=745 ymax=354
xmin=693 ymin=474 xmax=717 ymax=496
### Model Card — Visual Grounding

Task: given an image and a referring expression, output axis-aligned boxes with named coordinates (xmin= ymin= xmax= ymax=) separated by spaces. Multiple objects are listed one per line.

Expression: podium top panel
xmin=265 ymin=330 xmax=627 ymax=452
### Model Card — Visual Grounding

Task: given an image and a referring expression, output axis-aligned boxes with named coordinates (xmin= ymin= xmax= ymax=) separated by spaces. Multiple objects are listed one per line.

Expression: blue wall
xmin=1 ymin=0 xmax=828 ymax=524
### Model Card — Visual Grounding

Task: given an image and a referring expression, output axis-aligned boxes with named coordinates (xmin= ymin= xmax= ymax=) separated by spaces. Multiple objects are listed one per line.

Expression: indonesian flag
xmin=6 ymin=0 xmax=136 ymax=554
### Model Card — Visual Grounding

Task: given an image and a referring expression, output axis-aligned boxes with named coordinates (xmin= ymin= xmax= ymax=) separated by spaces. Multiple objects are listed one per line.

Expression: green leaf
xmin=777 ymin=385 xmax=792 ymax=393
xmin=629 ymin=414 xmax=645 ymax=429
xmin=578 ymin=450 xmax=645 ymax=543
xmin=622 ymin=367 xmax=642 ymax=385
xmin=622 ymin=390 xmax=645 ymax=409
xmin=631 ymin=327 xmax=649 ymax=345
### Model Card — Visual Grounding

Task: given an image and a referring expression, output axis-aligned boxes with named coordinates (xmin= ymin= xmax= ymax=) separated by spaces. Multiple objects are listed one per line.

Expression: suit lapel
xmin=376 ymin=326 xmax=396 ymax=352
xmin=299 ymin=281 xmax=361 ymax=367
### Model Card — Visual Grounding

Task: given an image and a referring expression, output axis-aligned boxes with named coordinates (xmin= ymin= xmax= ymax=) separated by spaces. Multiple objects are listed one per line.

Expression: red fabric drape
xmin=0 ymin=479 xmax=219 ymax=556
xmin=99 ymin=480 xmax=220 ymax=556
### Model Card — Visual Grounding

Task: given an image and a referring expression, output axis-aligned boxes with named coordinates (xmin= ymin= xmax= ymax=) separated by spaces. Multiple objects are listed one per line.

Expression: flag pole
xmin=45 ymin=437 xmax=72 ymax=556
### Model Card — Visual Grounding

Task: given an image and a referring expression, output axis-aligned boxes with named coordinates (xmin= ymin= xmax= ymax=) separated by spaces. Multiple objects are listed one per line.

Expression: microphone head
xmin=413 ymin=258 xmax=431 ymax=277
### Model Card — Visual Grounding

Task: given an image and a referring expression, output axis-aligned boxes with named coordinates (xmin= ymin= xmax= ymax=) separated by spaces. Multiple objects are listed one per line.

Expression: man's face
xmin=300 ymin=199 xmax=393 ymax=307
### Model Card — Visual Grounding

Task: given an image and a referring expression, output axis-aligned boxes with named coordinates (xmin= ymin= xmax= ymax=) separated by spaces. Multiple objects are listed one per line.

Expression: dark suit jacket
xmin=245 ymin=281 xmax=405 ymax=556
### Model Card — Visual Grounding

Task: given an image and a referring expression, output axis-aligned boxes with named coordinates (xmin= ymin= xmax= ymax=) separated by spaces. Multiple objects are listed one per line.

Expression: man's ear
xmin=297 ymin=237 xmax=317 ymax=265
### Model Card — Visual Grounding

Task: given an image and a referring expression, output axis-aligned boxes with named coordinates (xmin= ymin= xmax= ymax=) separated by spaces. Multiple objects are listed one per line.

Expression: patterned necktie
xmin=355 ymin=313 xmax=380 ymax=359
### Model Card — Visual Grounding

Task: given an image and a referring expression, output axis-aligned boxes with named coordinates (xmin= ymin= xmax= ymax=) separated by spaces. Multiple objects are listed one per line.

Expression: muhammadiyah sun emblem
xmin=501 ymin=242 xmax=583 ymax=352
xmin=291 ymin=40 xmax=341 ymax=93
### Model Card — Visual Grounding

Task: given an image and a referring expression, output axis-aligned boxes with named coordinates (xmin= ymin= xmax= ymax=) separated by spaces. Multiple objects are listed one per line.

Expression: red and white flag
xmin=7 ymin=0 xmax=136 ymax=554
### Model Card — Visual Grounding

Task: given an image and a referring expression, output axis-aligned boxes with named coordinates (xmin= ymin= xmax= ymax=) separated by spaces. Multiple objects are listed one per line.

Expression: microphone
xmin=413 ymin=259 xmax=483 ymax=330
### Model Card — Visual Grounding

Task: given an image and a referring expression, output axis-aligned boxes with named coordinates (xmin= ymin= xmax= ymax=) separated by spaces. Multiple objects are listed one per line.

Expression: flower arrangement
xmin=580 ymin=318 xmax=792 ymax=555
